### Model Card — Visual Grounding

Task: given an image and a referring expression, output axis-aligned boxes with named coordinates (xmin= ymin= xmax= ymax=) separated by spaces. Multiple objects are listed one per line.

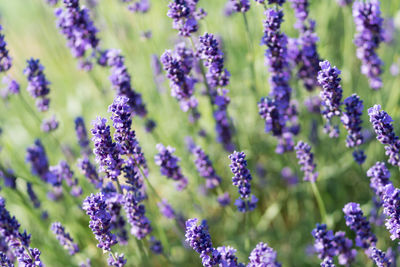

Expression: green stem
xmin=241 ymin=12 xmax=257 ymax=94
xmin=310 ymin=181 xmax=327 ymax=223
xmin=115 ymin=178 xmax=123 ymax=194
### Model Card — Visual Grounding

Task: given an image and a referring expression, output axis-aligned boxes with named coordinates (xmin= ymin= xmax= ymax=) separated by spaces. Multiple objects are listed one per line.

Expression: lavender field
xmin=0 ymin=0 xmax=399 ymax=266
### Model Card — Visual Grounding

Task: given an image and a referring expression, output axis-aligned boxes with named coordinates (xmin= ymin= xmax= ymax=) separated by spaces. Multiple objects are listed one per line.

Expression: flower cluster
xmin=370 ymin=247 xmax=391 ymax=267
xmin=75 ymin=117 xmax=91 ymax=156
xmin=167 ymin=0 xmax=205 ymax=36
xmin=26 ymin=139 xmax=55 ymax=184
xmin=381 ymin=184 xmax=400 ymax=242
xmin=368 ymin=105 xmax=400 ymax=166
xmin=122 ymin=192 xmax=152 ymax=240
xmin=23 ymin=58 xmax=51 ymax=112
xmin=154 ymin=144 xmax=188 ymax=190
xmin=0 ymin=25 xmax=12 ymax=73
xmin=317 ymin=60 xmax=343 ymax=138
xmin=248 ymin=242 xmax=281 ymax=267
xmin=51 ymin=222 xmax=79 ymax=255
xmin=41 ymin=115 xmax=59 ymax=133
xmin=50 ymin=160 xmax=82 ymax=197
xmin=352 ymin=0 xmax=384 ymax=90
xmin=227 ymin=0 xmax=250 ymax=13
xmin=294 ymin=141 xmax=318 ymax=182
xmin=311 ymin=224 xmax=336 ymax=261
xmin=229 ymin=151 xmax=258 ymax=212
xmin=55 ymin=0 xmax=99 ymax=68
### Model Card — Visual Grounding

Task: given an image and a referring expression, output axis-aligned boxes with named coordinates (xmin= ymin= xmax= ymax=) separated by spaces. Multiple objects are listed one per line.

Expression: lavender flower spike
xmin=228 ymin=0 xmax=250 ymax=13
xmin=311 ymin=224 xmax=336 ymax=260
xmin=353 ymin=0 xmax=384 ymax=90
xmin=367 ymin=161 xmax=391 ymax=200
xmin=167 ymin=0 xmax=205 ymax=37
xmin=82 ymin=193 xmax=117 ymax=251
xmin=368 ymin=105 xmax=400 ymax=166
xmin=0 ymin=25 xmax=12 ymax=72
xmin=381 ymin=184 xmax=400 ymax=242
xmin=123 ymin=192 xmax=152 ymax=240
xmin=107 ymin=253 xmax=126 ymax=266
xmin=185 ymin=218 xmax=217 ymax=266
xmin=26 ymin=139 xmax=55 ymax=184
xmin=317 ymin=60 xmax=343 ymax=138
xmin=248 ymin=242 xmax=281 ymax=267
xmin=229 ymin=151 xmax=258 ymax=212
xmin=154 ymin=144 xmax=188 ymax=190
xmin=23 ymin=58 xmax=51 ymax=112
xmin=294 ymin=141 xmax=318 ymax=182
xmin=55 ymin=0 xmax=99 ymax=67
xmin=51 ymin=222 xmax=79 ymax=255
xmin=370 ymin=247 xmax=391 ymax=267
xmin=343 ymin=202 xmax=377 ymax=250
xmin=75 ymin=117 xmax=91 ymax=156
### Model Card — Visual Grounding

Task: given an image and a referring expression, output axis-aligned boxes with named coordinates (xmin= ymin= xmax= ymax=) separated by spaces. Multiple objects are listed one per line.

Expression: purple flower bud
xmin=2 ymin=76 xmax=20 ymax=96
xmin=0 ymin=25 xmax=12 ymax=73
xmin=107 ymin=253 xmax=126 ymax=267
xmin=157 ymin=199 xmax=176 ymax=219
xmin=27 ymin=182 xmax=41 ymax=209
xmin=26 ymin=139 xmax=55 ymax=183
xmin=312 ymin=224 xmax=336 ymax=260
xmin=23 ymin=58 xmax=51 ymax=112
xmin=248 ymin=242 xmax=281 ymax=267
xmin=75 ymin=117 xmax=91 ymax=156
xmin=333 ymin=231 xmax=357 ymax=265
xmin=189 ymin=143 xmax=221 ymax=189
xmin=370 ymin=247 xmax=391 ymax=267
xmin=294 ymin=141 xmax=318 ymax=182
xmin=0 ymin=251 xmax=13 ymax=267
xmin=123 ymin=192 xmax=152 ymax=240
xmin=381 ymin=184 xmax=400 ymax=242
xmin=167 ymin=0 xmax=204 ymax=36
xmin=77 ymin=156 xmax=102 ymax=187
xmin=216 ymin=246 xmax=243 ymax=267
xmin=50 ymin=160 xmax=82 ymax=197
xmin=149 ymin=236 xmax=163 ymax=254
xmin=51 ymin=222 xmax=79 ymax=255
xmin=367 ymin=162 xmax=391 ymax=200
xmin=320 ymin=258 xmax=335 ymax=267
xmin=227 ymin=0 xmax=250 ymax=13
xmin=217 ymin=192 xmax=231 ymax=207
xmin=128 ymin=0 xmax=150 ymax=13
xmin=41 ymin=116 xmax=59 ymax=133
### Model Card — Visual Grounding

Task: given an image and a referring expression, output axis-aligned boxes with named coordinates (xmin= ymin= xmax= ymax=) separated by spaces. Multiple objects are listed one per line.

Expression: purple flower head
xmin=23 ymin=58 xmax=51 ymax=112
xmin=82 ymin=193 xmax=117 ymax=251
xmin=185 ymin=218 xmax=217 ymax=266
xmin=290 ymin=0 xmax=309 ymax=28
xmin=229 ymin=151 xmax=258 ymax=212
xmin=371 ymin=247 xmax=391 ymax=267
xmin=160 ymin=46 xmax=199 ymax=115
xmin=197 ymin=33 xmax=230 ymax=89
xmin=311 ymin=224 xmax=336 ymax=260
xmin=190 ymin=144 xmax=221 ymax=189
xmin=248 ymin=242 xmax=281 ymax=267
xmin=341 ymin=94 xmax=364 ymax=147
xmin=27 ymin=182 xmax=41 ymax=209
xmin=0 ymin=252 xmax=13 ymax=267
xmin=105 ymin=193 xmax=128 ymax=245
xmin=0 ymin=169 xmax=16 ymax=189
xmin=353 ymin=0 xmax=384 ymax=90
xmin=149 ymin=236 xmax=163 ymax=254
xmin=154 ymin=144 xmax=188 ymax=190
xmin=281 ymin=167 xmax=298 ymax=185
xmin=336 ymin=0 xmax=352 ymax=6
xmin=50 ymin=160 xmax=82 ymax=197
xmin=368 ymin=105 xmax=400 ymax=166
xmin=157 ymin=199 xmax=176 ymax=219
xmin=123 ymin=192 xmax=152 ymax=240
xmin=381 ymin=184 xmax=400 ymax=241
xmin=367 ymin=162 xmax=391 ymax=199
xmin=333 ymin=231 xmax=357 ymax=265
xmin=343 ymin=202 xmax=377 ymax=249
xmin=167 ymin=0 xmax=205 ymax=36
xmin=317 ymin=60 xmax=343 ymax=138
xmin=75 ymin=117 xmax=91 ymax=155
xmin=2 ymin=76 xmax=20 ymax=96
xmin=51 ymin=222 xmax=79 ymax=255
xmin=77 ymin=156 xmax=102 ymax=187
xmin=294 ymin=141 xmax=318 ymax=182
xmin=128 ymin=0 xmax=150 ymax=13
xmin=26 ymin=139 xmax=54 ymax=183
xmin=41 ymin=116 xmax=59 ymax=133
xmin=107 ymin=253 xmax=126 ymax=267
xmin=217 ymin=192 xmax=231 ymax=207
xmin=216 ymin=246 xmax=243 ymax=267
xmin=91 ymin=117 xmax=123 ymax=180
xmin=100 ymin=49 xmax=147 ymax=117
xmin=227 ymin=0 xmax=250 ymax=13
xmin=0 ymin=25 xmax=12 ymax=73
xmin=214 ymin=89 xmax=234 ymax=152
xmin=258 ymin=97 xmax=285 ymax=137
xmin=320 ymin=258 xmax=335 ymax=267
xmin=55 ymin=0 xmax=99 ymax=60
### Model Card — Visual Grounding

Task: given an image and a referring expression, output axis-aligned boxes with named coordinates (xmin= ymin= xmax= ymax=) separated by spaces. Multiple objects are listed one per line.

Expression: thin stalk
xmin=115 ymin=178 xmax=123 ymax=194
xmin=310 ymin=181 xmax=327 ymax=224
xmin=241 ymin=12 xmax=258 ymax=94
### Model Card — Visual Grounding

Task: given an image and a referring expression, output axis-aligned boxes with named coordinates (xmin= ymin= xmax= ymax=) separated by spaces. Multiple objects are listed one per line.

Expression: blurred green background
xmin=0 ymin=0 xmax=400 ymax=266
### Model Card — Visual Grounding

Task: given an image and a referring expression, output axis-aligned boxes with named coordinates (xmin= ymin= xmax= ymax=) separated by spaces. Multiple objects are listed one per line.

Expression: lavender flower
xmin=157 ymin=199 xmax=176 ymax=219
xmin=160 ymin=46 xmax=199 ymax=116
xmin=0 ymin=252 xmax=13 ymax=267
xmin=229 ymin=151 xmax=258 ymax=212
xmin=217 ymin=192 xmax=231 ymax=207
xmin=75 ymin=117 xmax=91 ymax=155
xmin=50 ymin=160 xmax=82 ymax=197
xmin=127 ymin=0 xmax=150 ymax=13
xmin=105 ymin=194 xmax=128 ymax=245
xmin=189 ymin=143 xmax=221 ymax=189
xmin=2 ymin=76 xmax=20 ymax=96
xmin=248 ymin=242 xmax=281 ymax=267
xmin=381 ymin=184 xmax=400 ymax=241
xmin=51 ymin=222 xmax=79 ymax=255
xmin=91 ymin=117 xmax=123 ymax=180
xmin=258 ymin=97 xmax=284 ymax=136
xmin=82 ymin=193 xmax=117 ymax=251
xmin=317 ymin=60 xmax=343 ymax=138
xmin=336 ymin=0 xmax=352 ymax=6
xmin=227 ymin=0 xmax=250 ymax=13
xmin=333 ymin=231 xmax=357 ymax=265
xmin=216 ymin=246 xmax=243 ymax=267
xmin=27 ymin=182 xmax=41 ymax=209
xmin=26 ymin=139 xmax=55 ymax=183
xmin=46 ymin=0 xmax=59 ymax=6
xmin=370 ymin=247 xmax=391 ymax=267
xmin=23 ymin=58 xmax=51 ymax=112
xmin=185 ymin=218 xmax=217 ymax=266
xmin=343 ymin=202 xmax=377 ymax=249
xmin=214 ymin=89 xmax=235 ymax=152
xmin=312 ymin=224 xmax=336 ymax=260
xmin=320 ymin=258 xmax=335 ymax=267
xmin=294 ymin=141 xmax=318 ymax=182
xmin=107 ymin=253 xmax=126 ymax=267
xmin=368 ymin=105 xmax=400 ymax=166
xmin=353 ymin=0 xmax=384 ymax=90
xmin=149 ymin=236 xmax=163 ymax=254
xmin=367 ymin=162 xmax=391 ymax=199
xmin=290 ymin=0 xmax=309 ymax=28
xmin=55 ymin=0 xmax=99 ymax=67
xmin=123 ymin=192 xmax=152 ymax=240
xmin=154 ymin=144 xmax=188 ymax=190
xmin=98 ymin=49 xmax=147 ymax=117
xmin=0 ymin=168 xmax=16 ymax=189
xmin=77 ymin=156 xmax=102 ymax=187
xmin=0 ymin=26 xmax=12 ymax=72
xmin=41 ymin=116 xmax=59 ymax=133
xmin=167 ymin=0 xmax=204 ymax=36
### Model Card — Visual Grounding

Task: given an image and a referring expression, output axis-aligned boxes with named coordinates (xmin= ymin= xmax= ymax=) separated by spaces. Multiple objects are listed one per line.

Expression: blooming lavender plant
xmin=122 ymin=192 xmax=152 ymax=240
xmin=333 ymin=231 xmax=357 ymax=265
xmin=26 ymin=139 xmax=55 ymax=183
xmin=167 ymin=0 xmax=205 ymax=36
xmin=248 ymin=242 xmax=281 ymax=267
xmin=311 ymin=224 xmax=336 ymax=261
xmin=0 ymin=25 xmax=12 ymax=73
xmin=75 ymin=117 xmax=91 ymax=156
xmin=368 ymin=105 xmax=400 ymax=166
xmin=353 ymin=0 xmax=384 ymax=90
xmin=370 ymin=247 xmax=391 ymax=267
xmin=55 ymin=0 xmax=99 ymax=68
xmin=51 ymin=222 xmax=79 ymax=255
xmin=317 ymin=60 xmax=343 ymax=138
xmin=294 ymin=141 xmax=318 ymax=182
xmin=381 ymin=184 xmax=400 ymax=242
xmin=229 ymin=151 xmax=258 ymax=212
xmin=50 ymin=160 xmax=82 ymax=197
xmin=23 ymin=58 xmax=51 ymax=112
xmin=367 ymin=162 xmax=391 ymax=200
xmin=154 ymin=144 xmax=188 ymax=190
